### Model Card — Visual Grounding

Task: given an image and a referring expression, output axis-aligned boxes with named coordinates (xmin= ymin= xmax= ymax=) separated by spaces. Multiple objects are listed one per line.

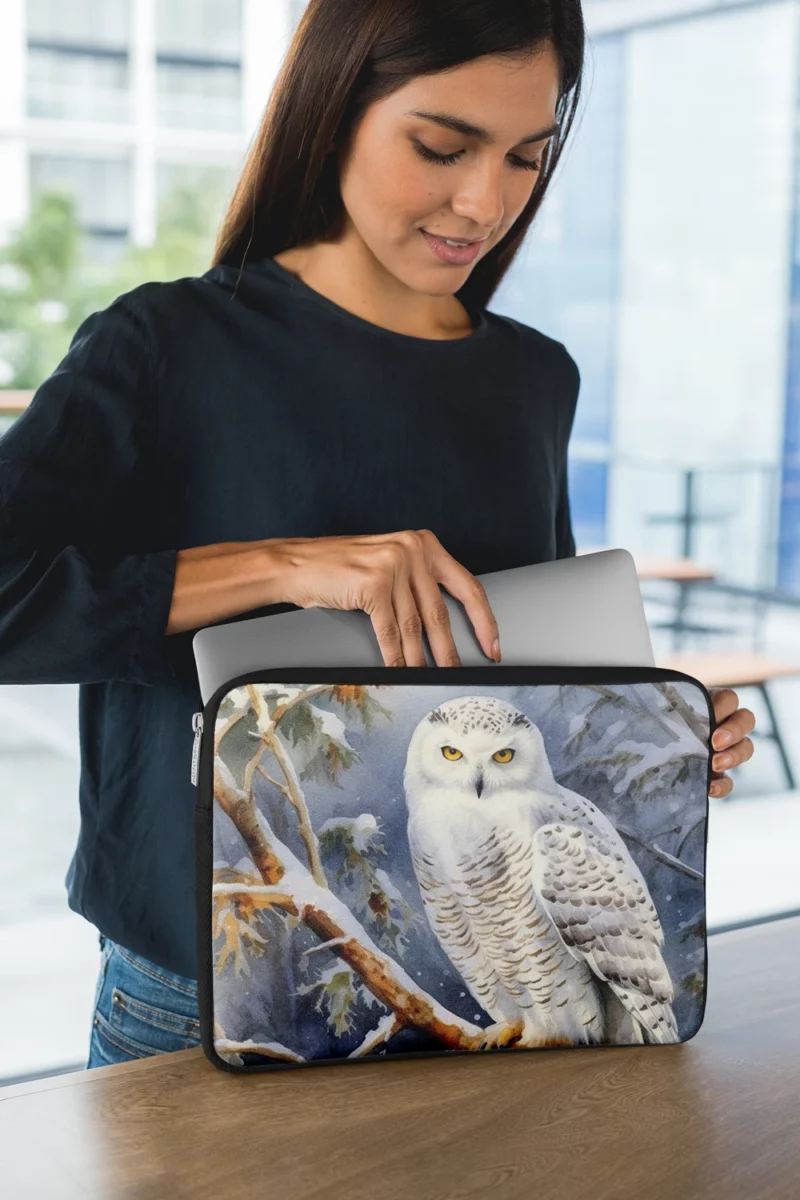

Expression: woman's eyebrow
xmin=406 ymin=110 xmax=560 ymax=146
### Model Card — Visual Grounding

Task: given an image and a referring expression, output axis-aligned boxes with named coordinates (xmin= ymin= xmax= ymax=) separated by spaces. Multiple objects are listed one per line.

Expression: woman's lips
xmin=420 ymin=229 xmax=484 ymax=265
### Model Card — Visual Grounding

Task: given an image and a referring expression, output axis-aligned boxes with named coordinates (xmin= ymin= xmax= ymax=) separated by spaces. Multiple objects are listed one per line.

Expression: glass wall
xmin=491 ymin=34 xmax=626 ymax=553
xmin=494 ymin=0 xmax=800 ymax=934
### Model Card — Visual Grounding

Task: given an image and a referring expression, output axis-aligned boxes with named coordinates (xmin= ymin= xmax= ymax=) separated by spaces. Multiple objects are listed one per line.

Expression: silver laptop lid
xmin=193 ymin=548 xmax=654 ymax=705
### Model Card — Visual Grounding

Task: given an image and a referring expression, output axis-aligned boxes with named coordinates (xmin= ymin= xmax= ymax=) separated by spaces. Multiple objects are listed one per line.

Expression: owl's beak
xmin=474 ymin=771 xmax=484 ymax=798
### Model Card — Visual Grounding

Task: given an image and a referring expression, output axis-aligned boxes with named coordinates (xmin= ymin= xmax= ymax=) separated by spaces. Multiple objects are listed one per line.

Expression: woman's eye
xmin=492 ymin=748 xmax=515 ymax=763
xmin=442 ymin=746 xmax=463 ymax=760
xmin=413 ymin=142 xmax=542 ymax=172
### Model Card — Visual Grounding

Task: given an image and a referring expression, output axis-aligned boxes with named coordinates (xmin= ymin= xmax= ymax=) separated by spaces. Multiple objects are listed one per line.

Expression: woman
xmin=0 ymin=0 xmax=754 ymax=1069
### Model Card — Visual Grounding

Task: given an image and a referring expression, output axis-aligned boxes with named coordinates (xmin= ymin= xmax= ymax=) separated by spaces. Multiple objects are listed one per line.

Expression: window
xmin=155 ymin=0 xmax=242 ymax=131
xmin=26 ymin=0 xmax=130 ymax=124
xmin=492 ymin=0 xmax=800 ymax=931
xmin=29 ymin=154 xmax=131 ymax=253
xmin=27 ymin=0 xmax=129 ymax=45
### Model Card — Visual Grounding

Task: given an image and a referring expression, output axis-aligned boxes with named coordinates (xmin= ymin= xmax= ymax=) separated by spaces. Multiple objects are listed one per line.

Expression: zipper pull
xmin=190 ymin=711 xmax=204 ymax=786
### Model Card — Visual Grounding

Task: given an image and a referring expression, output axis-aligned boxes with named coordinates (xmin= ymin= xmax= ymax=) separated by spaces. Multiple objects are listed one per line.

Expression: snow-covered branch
xmin=212 ymin=769 xmax=486 ymax=1052
xmin=349 ymin=1014 xmax=402 ymax=1058
xmin=246 ymin=684 xmax=328 ymax=887
xmin=653 ymin=681 xmax=711 ymax=747
xmin=215 ymin=1038 xmax=306 ymax=1063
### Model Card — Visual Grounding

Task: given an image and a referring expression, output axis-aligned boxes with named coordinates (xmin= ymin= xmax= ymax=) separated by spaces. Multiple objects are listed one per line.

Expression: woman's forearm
xmin=165 ymin=539 xmax=292 ymax=635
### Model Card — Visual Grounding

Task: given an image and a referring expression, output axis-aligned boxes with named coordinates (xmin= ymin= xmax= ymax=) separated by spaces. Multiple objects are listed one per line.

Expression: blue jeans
xmin=86 ymin=933 xmax=201 ymax=1068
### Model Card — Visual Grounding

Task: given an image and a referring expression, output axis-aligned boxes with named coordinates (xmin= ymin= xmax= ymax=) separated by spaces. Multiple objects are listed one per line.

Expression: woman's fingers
xmin=712 ymin=703 xmax=756 ymax=752
xmin=392 ymin=568 xmax=433 ymax=667
xmin=407 ymin=561 xmax=461 ymax=667
xmin=707 ymin=689 xmax=757 ymax=799
xmin=364 ymin=578 xmax=409 ymax=667
xmin=421 ymin=532 xmax=500 ymax=663
xmin=712 ymin=735 xmax=755 ymax=774
xmin=711 ymin=686 xmax=741 ymax=725
xmin=283 ymin=528 xmax=500 ymax=668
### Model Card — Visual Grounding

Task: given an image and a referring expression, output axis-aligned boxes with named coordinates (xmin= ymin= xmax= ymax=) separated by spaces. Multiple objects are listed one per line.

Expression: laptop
xmin=192 ymin=548 xmax=654 ymax=706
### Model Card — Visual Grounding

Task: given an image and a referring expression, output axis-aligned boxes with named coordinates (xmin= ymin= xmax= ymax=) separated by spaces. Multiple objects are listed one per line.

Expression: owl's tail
xmin=603 ymin=985 xmax=680 ymax=1045
xmin=602 ymin=987 xmax=646 ymax=1044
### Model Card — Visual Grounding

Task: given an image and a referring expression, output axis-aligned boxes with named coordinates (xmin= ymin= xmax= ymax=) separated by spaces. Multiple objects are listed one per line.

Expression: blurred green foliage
xmin=0 ymin=171 xmax=231 ymax=390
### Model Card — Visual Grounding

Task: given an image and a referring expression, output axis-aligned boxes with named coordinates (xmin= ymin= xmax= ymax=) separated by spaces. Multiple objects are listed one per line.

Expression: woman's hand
xmin=273 ymin=528 xmax=501 ymax=668
xmin=709 ymin=688 xmax=756 ymax=798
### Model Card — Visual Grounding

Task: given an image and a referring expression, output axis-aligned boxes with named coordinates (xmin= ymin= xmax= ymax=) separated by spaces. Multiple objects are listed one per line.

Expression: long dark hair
xmin=212 ymin=0 xmax=585 ymax=313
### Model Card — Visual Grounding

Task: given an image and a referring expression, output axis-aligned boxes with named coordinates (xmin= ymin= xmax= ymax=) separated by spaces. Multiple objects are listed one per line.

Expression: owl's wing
xmin=532 ymin=820 xmax=679 ymax=1044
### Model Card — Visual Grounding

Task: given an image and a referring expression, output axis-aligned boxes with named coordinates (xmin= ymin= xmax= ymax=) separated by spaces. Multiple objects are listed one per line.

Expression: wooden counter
xmin=2 ymin=915 xmax=799 ymax=1199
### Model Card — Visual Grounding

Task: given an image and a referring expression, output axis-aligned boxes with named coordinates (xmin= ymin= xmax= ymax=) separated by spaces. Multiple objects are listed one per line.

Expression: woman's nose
xmin=450 ymin=163 xmax=505 ymax=230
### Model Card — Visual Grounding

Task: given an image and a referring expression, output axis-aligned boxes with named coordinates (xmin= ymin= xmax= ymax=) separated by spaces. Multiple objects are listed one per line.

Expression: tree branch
xmin=270 ymin=683 xmax=336 ymax=725
xmin=581 ymin=685 xmax=676 ymax=742
xmin=653 ymin=682 xmax=711 ymax=747
xmin=213 ymin=767 xmax=285 ymax=886
xmin=213 ymin=883 xmax=298 ymax=913
xmin=256 ymin=764 xmax=290 ymax=796
xmin=349 ymin=1014 xmax=402 ymax=1058
xmin=215 ymin=1038 xmax=306 ymax=1063
xmin=210 ymin=771 xmax=486 ymax=1051
xmin=615 ymin=822 xmax=704 ymax=882
xmin=214 ymin=710 xmax=246 ymax=754
xmin=213 ymin=1017 xmax=306 ymax=1064
xmin=247 ymin=684 xmax=328 ymax=888
xmin=676 ymin=816 xmax=707 ymax=860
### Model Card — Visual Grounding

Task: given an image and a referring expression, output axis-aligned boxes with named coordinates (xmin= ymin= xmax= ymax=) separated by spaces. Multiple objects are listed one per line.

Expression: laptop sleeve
xmin=192 ymin=665 xmax=714 ymax=1072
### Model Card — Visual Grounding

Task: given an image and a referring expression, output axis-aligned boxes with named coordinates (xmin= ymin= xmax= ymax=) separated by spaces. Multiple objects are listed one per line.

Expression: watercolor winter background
xmin=209 ymin=679 xmax=709 ymax=1066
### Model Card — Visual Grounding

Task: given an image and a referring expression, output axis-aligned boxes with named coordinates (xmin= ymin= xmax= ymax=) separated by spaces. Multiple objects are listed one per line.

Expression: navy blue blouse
xmin=0 ymin=254 xmax=580 ymax=977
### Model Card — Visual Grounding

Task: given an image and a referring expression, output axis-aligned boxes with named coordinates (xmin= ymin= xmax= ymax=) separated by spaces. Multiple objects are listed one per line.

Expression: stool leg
xmin=674 ymin=581 xmax=688 ymax=651
xmin=758 ymin=683 xmax=796 ymax=792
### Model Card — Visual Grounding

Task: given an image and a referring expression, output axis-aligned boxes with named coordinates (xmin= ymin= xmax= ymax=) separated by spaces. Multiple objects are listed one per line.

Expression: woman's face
xmin=336 ymin=47 xmax=561 ymax=295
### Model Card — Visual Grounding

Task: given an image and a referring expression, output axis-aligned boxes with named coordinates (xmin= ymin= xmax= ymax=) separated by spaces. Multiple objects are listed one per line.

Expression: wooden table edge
xmin=3 ymin=914 xmax=798 ymax=1102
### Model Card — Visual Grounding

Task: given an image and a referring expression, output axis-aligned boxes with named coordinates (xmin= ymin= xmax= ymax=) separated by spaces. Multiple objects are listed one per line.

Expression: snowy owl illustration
xmin=403 ymin=694 xmax=679 ymax=1049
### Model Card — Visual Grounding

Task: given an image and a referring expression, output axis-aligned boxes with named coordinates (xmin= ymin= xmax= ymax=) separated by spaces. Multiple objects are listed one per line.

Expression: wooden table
xmin=0 ymin=390 xmax=33 ymax=417
xmin=2 ymin=917 xmax=800 ymax=1199
xmin=629 ymin=554 xmax=718 ymax=584
xmin=629 ymin=555 xmax=720 ymax=648
xmin=578 ymin=547 xmax=717 ymax=582
xmin=578 ymin=547 xmax=720 ymax=649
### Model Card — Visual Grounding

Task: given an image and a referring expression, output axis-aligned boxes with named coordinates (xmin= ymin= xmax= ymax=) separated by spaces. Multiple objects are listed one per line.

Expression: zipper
xmin=191 ymin=711 xmax=204 ymax=786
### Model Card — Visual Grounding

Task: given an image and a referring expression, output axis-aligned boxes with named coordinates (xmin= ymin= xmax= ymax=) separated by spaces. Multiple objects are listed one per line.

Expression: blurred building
xmin=1 ymin=0 xmax=799 ymax=591
xmin=495 ymin=0 xmax=800 ymax=590
xmin=0 ymin=0 xmax=292 ymax=259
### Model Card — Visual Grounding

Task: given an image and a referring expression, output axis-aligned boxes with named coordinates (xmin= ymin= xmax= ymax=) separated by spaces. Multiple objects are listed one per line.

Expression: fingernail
xmin=715 ymin=753 xmax=733 ymax=770
xmin=714 ymin=730 xmax=733 ymax=748
xmin=709 ymin=783 xmax=720 ymax=796
xmin=491 ymin=638 xmax=501 ymax=662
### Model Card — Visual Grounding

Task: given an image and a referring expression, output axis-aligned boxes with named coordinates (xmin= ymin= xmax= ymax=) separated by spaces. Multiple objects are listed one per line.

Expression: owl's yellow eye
xmin=492 ymin=748 xmax=515 ymax=763
xmin=441 ymin=746 xmax=463 ymax=761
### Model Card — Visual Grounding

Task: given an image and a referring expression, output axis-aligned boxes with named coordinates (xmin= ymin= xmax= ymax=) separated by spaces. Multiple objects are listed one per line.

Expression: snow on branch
xmin=212 ymin=768 xmax=486 ymax=1053
xmin=215 ymin=1038 xmax=306 ymax=1064
xmin=349 ymin=1014 xmax=402 ymax=1058
xmin=652 ymin=681 xmax=711 ymax=747
xmin=247 ymin=683 xmax=328 ymax=887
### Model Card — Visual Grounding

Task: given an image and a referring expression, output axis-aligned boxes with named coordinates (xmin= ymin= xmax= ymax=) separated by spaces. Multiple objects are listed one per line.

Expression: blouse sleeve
xmin=554 ymin=343 xmax=580 ymax=560
xmin=0 ymin=295 xmax=178 ymax=686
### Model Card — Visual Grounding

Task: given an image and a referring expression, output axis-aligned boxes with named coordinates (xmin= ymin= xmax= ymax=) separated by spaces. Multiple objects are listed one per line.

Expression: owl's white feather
xmin=403 ymin=694 xmax=679 ymax=1047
